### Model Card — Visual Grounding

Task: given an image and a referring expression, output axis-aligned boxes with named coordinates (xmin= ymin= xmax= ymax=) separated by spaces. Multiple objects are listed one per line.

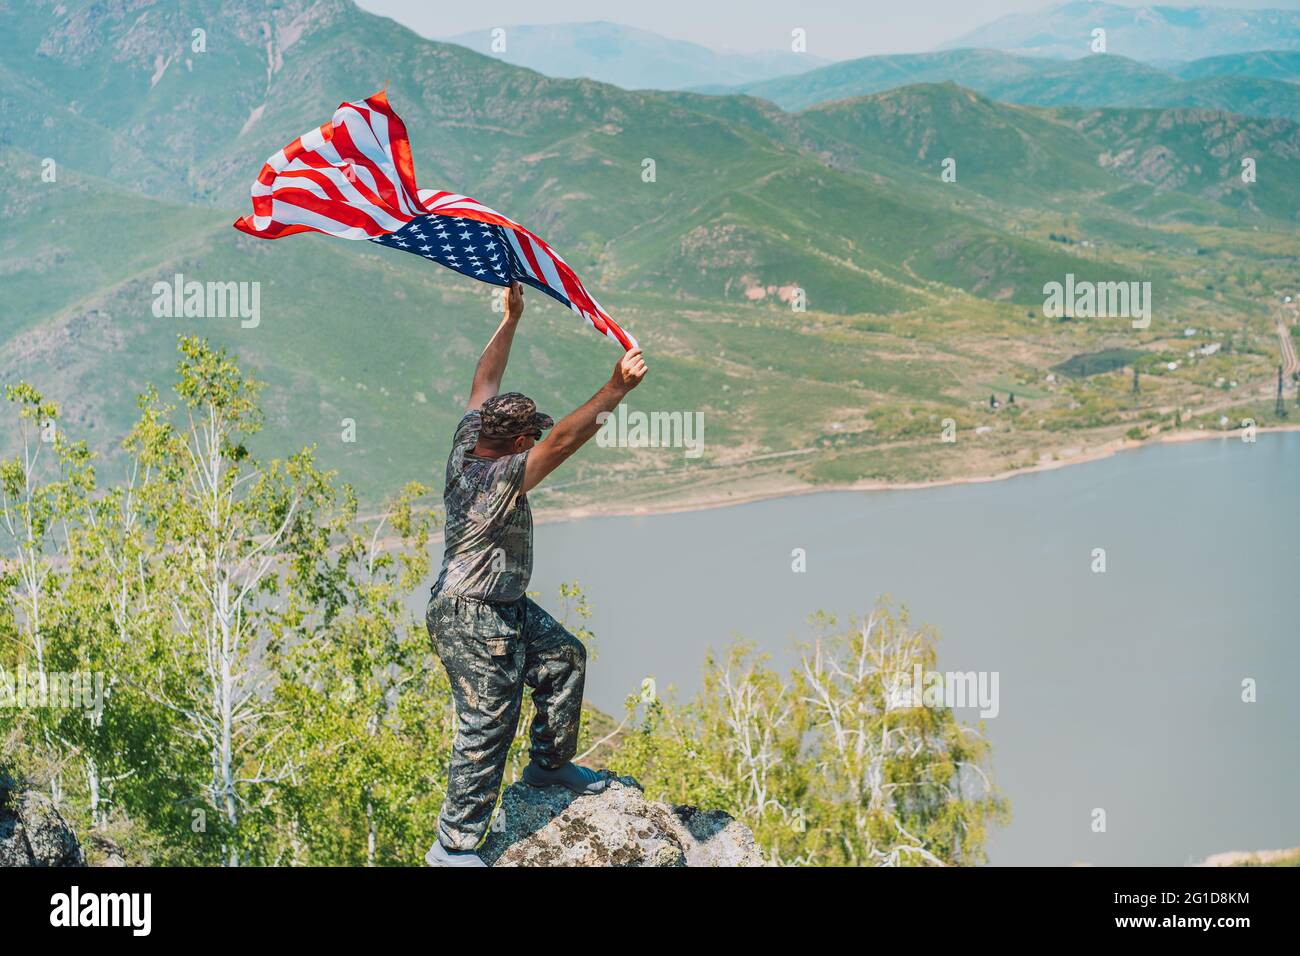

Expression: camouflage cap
xmin=479 ymin=392 xmax=555 ymax=439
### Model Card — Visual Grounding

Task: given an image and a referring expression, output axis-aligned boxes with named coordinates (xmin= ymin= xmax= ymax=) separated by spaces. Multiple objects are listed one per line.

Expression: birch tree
xmin=796 ymin=606 xmax=1006 ymax=866
xmin=54 ymin=406 xmax=179 ymax=834
xmin=0 ymin=384 xmax=93 ymax=805
xmin=270 ymin=480 xmax=454 ymax=865
xmin=127 ymin=337 xmax=333 ymax=865
xmin=0 ymin=385 xmax=69 ymax=700
xmin=610 ymin=603 xmax=1007 ymax=866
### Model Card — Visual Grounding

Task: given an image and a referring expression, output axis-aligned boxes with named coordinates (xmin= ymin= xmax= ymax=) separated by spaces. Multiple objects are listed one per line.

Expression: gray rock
xmin=84 ymin=834 xmax=127 ymax=867
xmin=0 ymin=773 xmax=86 ymax=867
xmin=480 ymin=775 xmax=766 ymax=867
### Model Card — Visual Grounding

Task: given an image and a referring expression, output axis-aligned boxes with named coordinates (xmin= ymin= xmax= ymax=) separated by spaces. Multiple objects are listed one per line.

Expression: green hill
xmin=2 ymin=0 xmax=1296 ymax=509
xmin=1172 ymin=50 xmax=1300 ymax=83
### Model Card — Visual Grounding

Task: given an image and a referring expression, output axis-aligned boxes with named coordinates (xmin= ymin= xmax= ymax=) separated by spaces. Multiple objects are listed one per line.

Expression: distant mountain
xmin=943 ymin=2 xmax=1300 ymax=62
xmin=440 ymin=20 xmax=832 ymax=90
xmin=1170 ymin=49 xmax=1300 ymax=82
xmin=713 ymin=49 xmax=1076 ymax=110
xmin=705 ymin=49 xmax=1300 ymax=123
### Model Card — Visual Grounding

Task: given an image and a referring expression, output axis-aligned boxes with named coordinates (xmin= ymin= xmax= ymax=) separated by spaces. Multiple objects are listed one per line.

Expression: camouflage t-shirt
xmin=431 ymin=410 xmax=533 ymax=602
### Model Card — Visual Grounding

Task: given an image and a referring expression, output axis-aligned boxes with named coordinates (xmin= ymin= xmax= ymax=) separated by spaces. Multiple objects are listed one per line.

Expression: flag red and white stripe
xmin=234 ymin=90 xmax=635 ymax=349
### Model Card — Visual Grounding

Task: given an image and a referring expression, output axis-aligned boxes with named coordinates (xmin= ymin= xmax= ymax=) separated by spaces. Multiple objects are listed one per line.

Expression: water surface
xmin=519 ymin=433 xmax=1299 ymax=865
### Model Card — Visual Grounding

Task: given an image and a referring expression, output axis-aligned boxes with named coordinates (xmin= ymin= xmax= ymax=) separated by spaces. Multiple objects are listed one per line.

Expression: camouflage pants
xmin=427 ymin=590 xmax=587 ymax=851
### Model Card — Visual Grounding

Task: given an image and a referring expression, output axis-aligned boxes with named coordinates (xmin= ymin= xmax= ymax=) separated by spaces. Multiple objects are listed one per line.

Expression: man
xmin=424 ymin=281 xmax=647 ymax=867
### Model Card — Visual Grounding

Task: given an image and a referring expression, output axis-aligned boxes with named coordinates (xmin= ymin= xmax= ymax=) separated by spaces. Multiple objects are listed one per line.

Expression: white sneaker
xmin=424 ymin=841 xmax=487 ymax=867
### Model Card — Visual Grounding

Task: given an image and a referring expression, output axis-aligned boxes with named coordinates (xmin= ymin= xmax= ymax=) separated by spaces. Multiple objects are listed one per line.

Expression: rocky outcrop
xmin=480 ymin=775 xmax=765 ymax=867
xmin=1197 ymin=847 xmax=1300 ymax=867
xmin=1 ymin=769 xmax=767 ymax=867
xmin=0 ymin=774 xmax=85 ymax=867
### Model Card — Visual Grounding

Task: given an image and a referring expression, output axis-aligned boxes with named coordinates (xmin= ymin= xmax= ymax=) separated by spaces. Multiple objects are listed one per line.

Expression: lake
xmin=517 ymin=432 xmax=1299 ymax=865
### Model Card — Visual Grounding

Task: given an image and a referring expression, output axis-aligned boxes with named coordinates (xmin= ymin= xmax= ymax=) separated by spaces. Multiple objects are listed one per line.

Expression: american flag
xmin=233 ymin=90 xmax=635 ymax=349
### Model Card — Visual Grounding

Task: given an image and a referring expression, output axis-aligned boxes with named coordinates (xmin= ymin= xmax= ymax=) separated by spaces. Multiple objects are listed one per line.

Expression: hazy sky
xmin=354 ymin=0 xmax=1300 ymax=60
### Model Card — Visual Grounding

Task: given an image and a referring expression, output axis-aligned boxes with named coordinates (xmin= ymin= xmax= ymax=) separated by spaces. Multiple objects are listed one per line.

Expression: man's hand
xmin=521 ymin=346 xmax=650 ymax=494
xmin=504 ymin=281 xmax=525 ymax=323
xmin=610 ymin=347 xmax=647 ymax=394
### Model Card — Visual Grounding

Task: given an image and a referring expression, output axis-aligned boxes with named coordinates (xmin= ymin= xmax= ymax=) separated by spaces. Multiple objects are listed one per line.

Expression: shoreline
xmin=528 ymin=423 xmax=1300 ymax=528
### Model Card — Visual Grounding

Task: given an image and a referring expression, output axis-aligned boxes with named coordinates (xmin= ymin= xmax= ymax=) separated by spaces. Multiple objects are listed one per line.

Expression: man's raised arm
xmin=467 ymin=281 xmax=525 ymax=411
xmin=522 ymin=348 xmax=647 ymax=494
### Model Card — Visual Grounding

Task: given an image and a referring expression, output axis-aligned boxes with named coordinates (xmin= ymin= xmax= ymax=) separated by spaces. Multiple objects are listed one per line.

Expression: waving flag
xmin=233 ymin=91 xmax=635 ymax=349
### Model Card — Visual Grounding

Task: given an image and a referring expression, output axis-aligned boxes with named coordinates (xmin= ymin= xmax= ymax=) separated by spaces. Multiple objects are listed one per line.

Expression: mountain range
xmin=702 ymin=48 xmax=1300 ymax=121
xmin=943 ymin=1 xmax=1300 ymax=62
xmin=434 ymin=8 xmax=1300 ymax=92
xmin=1 ymin=0 xmax=1295 ymax=509
xmin=440 ymin=20 xmax=833 ymax=91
